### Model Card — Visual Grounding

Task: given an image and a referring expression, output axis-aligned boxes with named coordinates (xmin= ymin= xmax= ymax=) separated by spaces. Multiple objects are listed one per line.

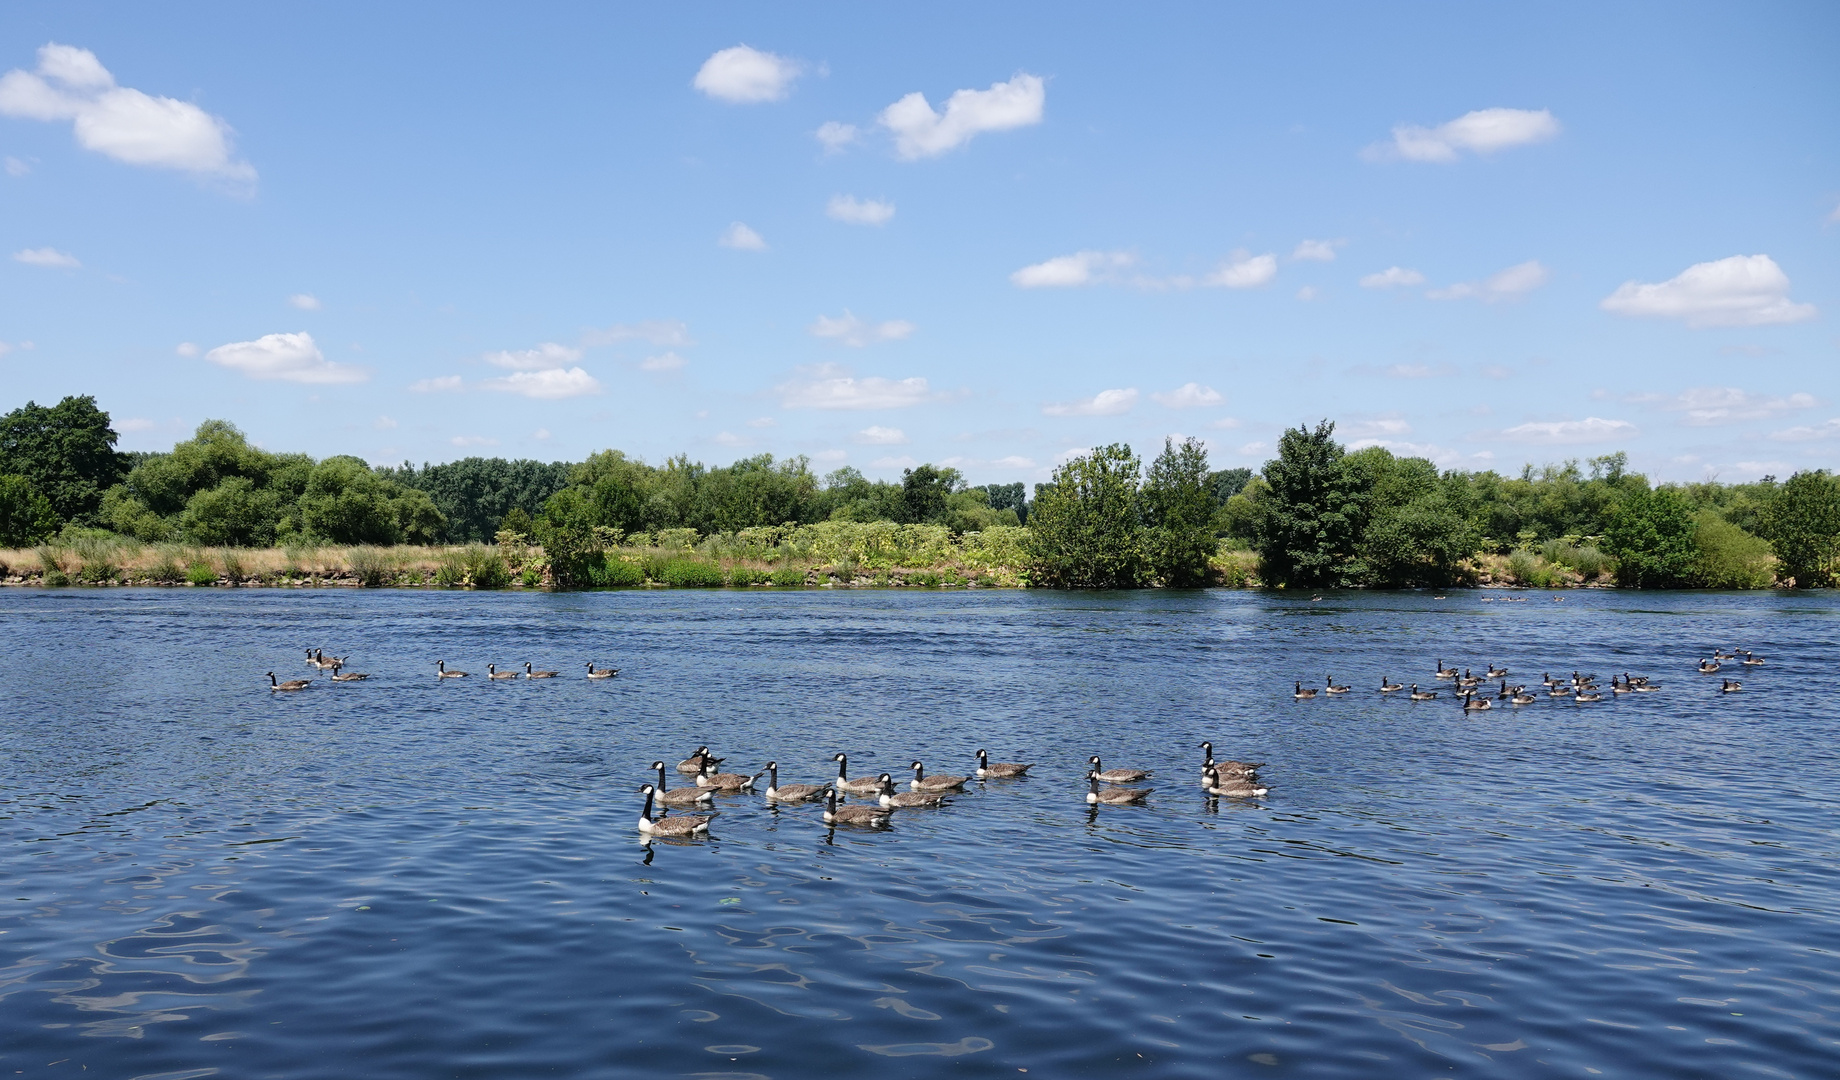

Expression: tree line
xmin=2 ymin=395 xmax=1837 ymax=588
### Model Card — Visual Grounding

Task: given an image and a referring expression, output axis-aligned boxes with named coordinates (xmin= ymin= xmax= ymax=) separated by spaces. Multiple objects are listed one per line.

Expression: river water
xmin=1 ymin=587 xmax=1836 ymax=1078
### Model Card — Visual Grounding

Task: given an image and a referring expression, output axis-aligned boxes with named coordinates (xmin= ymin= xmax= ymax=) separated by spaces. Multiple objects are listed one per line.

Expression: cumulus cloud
xmin=1292 ymin=239 xmax=1343 ymax=262
xmin=484 ymin=342 xmax=583 ymax=370
xmin=205 ymin=331 xmax=366 ymax=384
xmin=853 ymin=425 xmax=909 ymax=445
xmin=1042 ymin=388 xmax=1138 ymax=417
xmin=1498 ymin=416 xmax=1637 ymax=444
xmin=1427 ymin=260 xmax=1548 ymax=302
xmin=1599 ymin=254 xmax=1816 ymax=328
xmin=719 ymin=222 xmax=767 ymax=251
xmin=1770 ymin=417 xmax=1840 ymax=442
xmin=777 ymin=363 xmax=942 ymax=410
xmin=879 ymin=73 xmax=1044 ymax=159
xmin=827 ymin=194 xmax=895 ymax=225
xmin=1360 ymin=266 xmax=1425 ymax=289
xmin=582 ymin=319 xmax=692 ymax=347
xmin=1344 ymin=439 xmax=1469 ymax=467
xmin=12 ymin=246 xmax=79 ymax=268
xmin=1644 ymin=387 xmax=1817 ymax=426
xmin=0 ymin=43 xmax=255 ymax=184
xmin=1152 ymin=383 xmax=1223 ymax=409
xmin=288 ymin=293 xmax=320 ymax=310
xmin=1205 ymin=251 xmax=1278 ymax=289
xmin=479 ymin=367 xmax=602 ymax=399
xmin=692 ymin=45 xmax=801 ymax=103
xmin=410 ymin=375 xmax=464 ymax=393
xmin=815 ymin=121 xmax=858 ymax=152
xmin=1374 ymin=107 xmax=1560 ymax=163
xmin=639 ymin=351 xmax=687 ymax=372
xmin=809 ymin=311 xmax=915 ymax=347
xmin=1010 ymin=250 xmax=1133 ymax=288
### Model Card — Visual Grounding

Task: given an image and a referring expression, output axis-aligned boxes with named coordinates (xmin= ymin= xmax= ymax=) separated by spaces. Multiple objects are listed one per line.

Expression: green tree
xmin=1026 ymin=443 xmax=1144 ymax=588
xmin=1355 ymin=452 xmax=1479 ymax=587
xmin=0 ymin=473 xmax=59 ymax=546
xmin=1253 ymin=421 xmax=1368 ymax=588
xmin=1763 ymin=470 xmax=1840 ymax=587
xmin=382 ymin=456 xmax=573 ymax=542
xmin=899 ymin=464 xmax=963 ymax=524
xmin=0 ymin=395 xmax=128 ymax=525
xmin=181 ymin=476 xmax=285 ymax=547
xmin=296 ymin=456 xmax=445 ymax=545
xmin=1141 ymin=437 xmax=1216 ymax=587
xmin=1692 ymin=509 xmax=1775 ymax=589
xmin=1605 ymin=486 xmax=1699 ymax=587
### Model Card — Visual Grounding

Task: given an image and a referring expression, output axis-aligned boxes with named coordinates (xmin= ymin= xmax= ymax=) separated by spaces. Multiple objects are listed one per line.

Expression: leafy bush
xmin=769 ymin=567 xmax=806 ymax=586
xmin=1506 ymin=548 xmax=1556 ymax=587
xmin=521 ymin=563 xmax=545 ymax=587
xmin=43 ymin=569 xmax=69 ymax=586
xmin=908 ymin=570 xmax=942 ymax=587
xmin=434 ymin=544 xmax=511 ymax=588
xmin=1606 ymin=487 xmax=1699 ymax=588
xmin=79 ymin=557 xmax=118 ymax=584
xmin=1694 ymin=510 xmax=1775 ymax=589
xmin=0 ymin=473 xmax=60 ymax=547
xmin=187 ymin=560 xmax=218 ymax=585
xmin=348 ymin=546 xmax=391 ymax=588
xmin=1764 ymin=470 xmax=1840 ymax=587
xmin=659 ymin=557 xmax=724 ymax=587
xmin=148 ymin=550 xmax=183 ymax=584
xmin=1567 ymin=546 xmax=1611 ymax=579
xmin=220 ymin=551 xmax=246 ymax=581
xmin=726 ymin=565 xmax=769 ymax=586
xmin=1026 ymin=443 xmax=1145 ymax=588
xmin=587 ymin=557 xmax=644 ymax=587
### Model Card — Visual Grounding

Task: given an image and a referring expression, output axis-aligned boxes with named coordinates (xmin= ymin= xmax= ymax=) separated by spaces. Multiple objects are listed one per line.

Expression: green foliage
xmin=976 ymin=482 xmax=1028 ymax=524
xmin=1693 ymin=510 xmax=1775 ymax=589
xmin=220 ymin=551 xmax=245 ymax=581
xmin=434 ymin=545 xmax=511 ymax=588
xmin=348 ymin=546 xmax=392 ymax=588
xmin=1026 ymin=443 xmax=1145 ymax=588
xmin=1540 ymin=539 xmax=1611 ymax=580
xmin=1463 ymin=453 xmax=1645 ymax=548
xmin=1140 ymin=437 xmax=1217 ymax=587
xmin=187 ymin=559 xmax=218 ymax=586
xmin=1254 ymin=421 xmax=1369 ymax=588
xmin=1605 ymin=486 xmax=1699 ymax=588
xmin=1506 ymin=548 xmax=1557 ymax=587
xmin=769 ymin=567 xmax=807 ymax=586
xmin=726 ymin=565 xmax=769 ymax=586
xmin=297 ymin=456 xmax=446 ymax=545
xmin=182 ymin=476 xmax=284 ymax=547
xmin=42 ymin=568 xmax=69 ymax=586
xmin=0 ymin=395 xmax=128 ymax=525
xmin=379 ymin=458 xmax=571 ymax=542
xmin=588 ymin=557 xmax=644 ymax=587
xmin=659 ymin=557 xmax=725 ymax=586
xmin=148 ymin=549 xmax=183 ymax=584
xmin=1355 ymin=451 xmax=1478 ymax=588
xmin=1763 ymin=470 xmax=1840 ymax=587
xmin=0 ymin=473 xmax=60 ymax=546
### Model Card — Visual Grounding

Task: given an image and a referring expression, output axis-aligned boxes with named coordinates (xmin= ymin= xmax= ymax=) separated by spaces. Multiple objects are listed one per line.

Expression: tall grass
xmin=434 ymin=545 xmax=511 ymax=588
xmin=1506 ymin=548 xmax=1557 ymax=588
xmin=348 ymin=546 xmax=392 ymax=588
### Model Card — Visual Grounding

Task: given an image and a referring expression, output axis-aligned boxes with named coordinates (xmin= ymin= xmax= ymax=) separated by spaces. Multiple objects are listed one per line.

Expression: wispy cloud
xmin=1370 ymin=107 xmax=1560 ymax=163
xmin=809 ymin=311 xmax=915 ymax=347
xmin=1769 ymin=417 xmax=1840 ymax=442
xmin=1427 ymin=260 xmax=1548 ymax=302
xmin=853 ymin=425 xmax=909 ymax=445
xmin=1151 ymin=382 xmax=1223 ymax=408
xmin=815 ymin=121 xmax=858 ymax=152
xmin=288 ymin=293 xmax=321 ymax=310
xmin=827 ymin=194 xmax=894 ymax=225
xmin=12 ymin=246 xmax=79 ymax=268
xmin=1010 ymin=250 xmax=1133 ymax=288
xmin=1203 ymin=251 xmax=1277 ymax=289
xmin=1291 ymin=238 xmax=1343 ymax=262
xmin=719 ymin=222 xmax=767 ymax=251
xmin=479 ymin=367 xmax=602 ymax=399
xmin=879 ymin=73 xmax=1044 ymax=159
xmin=582 ymin=320 xmax=692 ymax=348
xmin=1360 ymin=266 xmax=1425 ymax=289
xmin=1638 ymin=387 xmax=1818 ymax=426
xmin=777 ymin=363 xmax=943 ymax=410
xmin=451 ymin=435 xmax=499 ymax=447
xmin=1497 ymin=416 xmax=1637 ymax=444
xmin=484 ymin=342 xmax=583 ymax=370
xmin=639 ymin=351 xmax=686 ymax=372
xmin=1042 ymin=388 xmax=1138 ymax=417
xmin=410 ymin=375 xmax=463 ymax=393
xmin=692 ymin=45 xmax=802 ymax=103
xmin=1600 ymin=254 xmax=1816 ymax=328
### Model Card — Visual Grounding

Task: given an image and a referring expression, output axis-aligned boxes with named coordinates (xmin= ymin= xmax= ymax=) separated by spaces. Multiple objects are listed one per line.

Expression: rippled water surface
xmin=3 ymin=587 xmax=1838 ymax=1078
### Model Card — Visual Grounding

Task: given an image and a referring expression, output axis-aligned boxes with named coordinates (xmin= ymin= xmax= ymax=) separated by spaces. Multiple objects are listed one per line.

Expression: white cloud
xmin=205 ymin=331 xmax=366 ymax=385
xmin=13 ymin=246 xmax=79 ymax=268
xmin=288 ymin=293 xmax=321 ymax=310
xmin=1053 ymin=446 xmax=1093 ymax=465
xmin=410 ymin=375 xmax=464 ymax=393
xmin=809 ymin=311 xmax=915 ymax=347
xmin=1345 ymin=438 xmax=1468 ymax=467
xmin=451 ymin=435 xmax=499 ymax=447
xmin=692 ymin=45 xmax=801 ymax=103
xmin=777 ymin=363 xmax=942 ymax=410
xmin=854 ymin=425 xmax=909 ymax=445
xmin=1428 ymin=260 xmax=1549 ymax=302
xmin=116 ymin=417 xmax=155 ymax=432
xmin=4 ymin=155 xmax=28 ymax=176
xmin=1498 ymin=416 xmax=1637 ymax=444
xmin=484 ymin=342 xmax=583 ymax=370
xmin=1770 ymin=418 xmax=1840 ymax=442
xmin=1042 ymin=387 xmax=1138 ymax=417
xmin=746 ymin=416 xmax=775 ymax=428
xmin=879 ymin=73 xmax=1045 ymax=159
xmin=1292 ymin=239 xmax=1343 ymax=262
xmin=713 ymin=431 xmax=745 ymax=446
xmin=992 ymin=455 xmax=1036 ymax=470
xmin=1599 ymin=254 xmax=1816 ymax=328
xmin=1296 ymin=286 xmax=1319 ymax=301
xmin=0 ymin=43 xmax=255 ymax=183
xmin=1649 ymin=387 xmax=1818 ymax=426
xmin=175 ymin=342 xmax=198 ymax=357
xmin=1152 ymin=382 xmax=1223 ymax=409
xmin=1361 ymin=266 xmax=1425 ymax=289
xmin=815 ymin=121 xmax=858 ymax=152
xmin=1209 ymin=416 xmax=1243 ymax=430
xmin=582 ymin=319 xmax=692 ymax=347
xmin=812 ymin=448 xmax=847 ymax=465
xmin=872 ymin=455 xmax=918 ymax=469
xmin=374 ymin=415 xmax=396 ymax=430
xmin=1341 ymin=417 xmax=1412 ymax=439
xmin=479 ymin=367 xmax=602 ymax=399
xmin=1205 ymin=251 xmax=1278 ymax=289
xmin=1376 ymin=107 xmax=1560 ymax=163
xmin=827 ymin=194 xmax=895 ymax=225
xmin=1010 ymin=250 xmax=1133 ymax=288
xmin=719 ymin=222 xmax=767 ymax=251
xmin=1237 ymin=441 xmax=1268 ymax=458
xmin=639 ymin=351 xmax=687 ymax=372
xmin=533 ymin=428 xmax=551 ymax=441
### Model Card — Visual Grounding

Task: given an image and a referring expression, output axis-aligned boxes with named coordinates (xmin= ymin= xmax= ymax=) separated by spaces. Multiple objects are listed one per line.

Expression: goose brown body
xmin=1086 ymin=772 xmax=1152 ymax=804
xmin=822 ymin=787 xmax=892 ymax=826
xmin=650 ymin=762 xmax=715 ymax=806
xmin=878 ymin=774 xmax=946 ymax=807
xmin=1087 ymin=755 xmax=1150 ymax=783
xmin=266 ymin=672 xmax=311 ymax=691
xmin=974 ymin=749 xmax=1032 ymax=778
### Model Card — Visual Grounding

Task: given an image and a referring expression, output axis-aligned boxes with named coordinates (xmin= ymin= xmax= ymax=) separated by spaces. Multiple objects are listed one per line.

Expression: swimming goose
xmin=486 ymin=663 xmax=518 ymax=680
xmin=649 ymin=761 xmax=715 ymax=806
xmin=974 ymin=749 xmax=1032 ymax=779
xmin=1202 ymin=764 xmax=1267 ymax=798
xmin=266 ymin=672 xmax=311 ymax=691
xmin=1697 ymin=659 xmax=1721 ymax=674
xmin=677 ymin=747 xmax=723 ymax=774
xmin=436 ymin=660 xmax=468 ymax=678
xmin=636 ymin=785 xmax=712 ymax=836
xmin=1611 ymin=676 xmax=1633 ymax=695
xmin=909 ymin=760 xmax=968 ymax=793
xmin=1458 ymin=669 xmax=1482 ymax=689
xmin=329 ymin=663 xmax=370 ymax=682
xmin=308 ymin=649 xmax=340 ymax=669
xmin=1434 ymin=660 xmax=1459 ymax=680
xmin=1509 ymin=688 xmax=1537 ymax=705
xmin=1461 ymin=691 xmax=1492 ymax=712
xmin=586 ymin=663 xmax=619 ymax=679
xmin=1548 ymin=682 xmax=1572 ymax=697
xmin=1088 ymin=755 xmax=1151 ymax=784
xmin=1574 ymin=690 xmax=1603 ymax=702
xmin=830 ymin=752 xmax=884 ymax=795
xmin=695 ymin=763 xmax=757 ymax=791
xmin=1293 ymin=681 xmax=1319 ymax=700
xmin=1409 ymin=684 xmax=1438 ymax=701
xmin=1198 ymin=743 xmax=1262 ymax=780
xmin=1721 ymin=678 xmax=1742 ymax=693
xmin=1379 ymin=677 xmax=1404 ymax=692
xmin=822 ymin=786 xmax=892 ymax=826
xmin=760 ymin=761 xmax=826 ymax=802
xmin=1631 ymin=680 xmax=1661 ymax=692
xmin=1740 ymin=651 xmax=1764 ymax=666
xmin=1086 ymin=771 xmax=1153 ymax=804
xmin=1324 ymin=675 xmax=1351 ymax=694
xmin=1542 ymin=672 xmax=1563 ymax=687
xmin=1484 ymin=663 xmax=1509 ymax=678
xmin=878 ymin=773 xmax=946 ymax=808
xmin=525 ymin=662 xmax=560 ymax=679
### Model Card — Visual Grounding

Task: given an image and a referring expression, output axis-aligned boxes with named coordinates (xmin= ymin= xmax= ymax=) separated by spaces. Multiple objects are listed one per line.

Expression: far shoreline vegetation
xmin=3 ymin=396 xmax=1837 ymax=591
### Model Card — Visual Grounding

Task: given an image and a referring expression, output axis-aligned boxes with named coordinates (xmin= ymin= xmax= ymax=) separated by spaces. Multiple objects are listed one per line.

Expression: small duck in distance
xmin=586 ymin=663 xmax=619 ymax=679
xmin=436 ymin=660 xmax=468 ymax=678
xmin=1324 ymin=675 xmax=1351 ymax=694
xmin=525 ymin=662 xmax=560 ymax=679
xmin=1379 ymin=677 xmax=1404 ymax=692
xmin=1294 ymin=681 xmax=1319 ymax=700
xmin=266 ymin=672 xmax=311 ymax=692
xmin=1409 ymin=684 xmax=1438 ymax=700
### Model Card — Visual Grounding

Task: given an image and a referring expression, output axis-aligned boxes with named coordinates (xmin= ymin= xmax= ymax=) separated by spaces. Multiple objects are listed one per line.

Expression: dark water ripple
xmin=2 ymin=588 xmax=1838 ymax=1077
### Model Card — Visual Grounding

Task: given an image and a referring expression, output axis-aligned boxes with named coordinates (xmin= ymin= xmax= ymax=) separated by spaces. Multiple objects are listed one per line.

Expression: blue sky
xmin=2 ymin=2 xmax=1836 ymax=484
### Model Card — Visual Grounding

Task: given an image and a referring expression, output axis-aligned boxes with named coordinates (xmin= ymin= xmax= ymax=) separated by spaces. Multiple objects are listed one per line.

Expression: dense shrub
xmin=187 ymin=560 xmax=218 ymax=585
xmin=726 ymin=566 xmax=769 ymax=586
xmin=587 ymin=558 xmax=644 ymax=587
xmin=769 ymin=567 xmax=806 ymax=586
xmin=348 ymin=546 xmax=391 ymax=588
xmin=1694 ymin=510 xmax=1775 ymax=589
xmin=659 ymin=558 xmax=724 ymax=586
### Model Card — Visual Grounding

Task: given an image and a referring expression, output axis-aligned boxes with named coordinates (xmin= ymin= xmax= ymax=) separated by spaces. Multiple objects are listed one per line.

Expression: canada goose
xmin=1088 ymin=755 xmax=1150 ymax=784
xmin=1458 ymin=669 xmax=1481 ymax=689
xmin=636 ymin=785 xmax=712 ymax=836
xmin=677 ymin=747 xmax=723 ymax=774
xmin=1548 ymin=683 xmax=1572 ymax=697
xmin=1293 ymin=681 xmax=1319 ymax=700
xmin=1325 ymin=675 xmax=1351 ymax=694
xmin=1197 ymin=743 xmax=1262 ymax=780
xmin=1434 ymin=660 xmax=1458 ymax=679
xmin=695 ymin=764 xmax=757 ymax=791
xmin=1611 ymin=677 xmax=1633 ymax=695
xmin=974 ymin=749 xmax=1032 ymax=779
xmin=266 ymin=672 xmax=311 ymax=691
xmin=305 ymin=648 xmax=320 ymax=667
xmin=1086 ymin=771 xmax=1153 ymax=804
xmin=1542 ymin=672 xmax=1562 ymax=687
xmin=649 ymin=761 xmax=715 ymax=806
xmin=1741 ymin=652 xmax=1765 ymax=666
xmin=1379 ymin=677 xmax=1404 ymax=692
xmin=1721 ymin=678 xmax=1742 ymax=693
xmin=1202 ymin=764 xmax=1267 ymax=798
xmin=1698 ymin=659 xmax=1721 ymax=674
xmin=1509 ymin=688 xmax=1537 ymax=705
xmin=822 ymin=786 xmax=891 ymax=826
xmin=830 ymin=752 xmax=884 ymax=795
xmin=329 ymin=663 xmax=370 ymax=682
xmin=1409 ymin=684 xmax=1438 ymax=701
xmin=909 ymin=760 xmax=968 ymax=792
xmin=760 ymin=761 xmax=826 ymax=802
xmin=586 ymin=663 xmax=619 ymax=679
xmin=525 ymin=662 xmax=560 ymax=679
xmin=1461 ymin=692 xmax=1491 ymax=712
xmin=1574 ymin=690 xmax=1603 ymax=703
xmin=309 ymin=649 xmax=341 ymax=669
xmin=436 ymin=660 xmax=468 ymax=678
xmin=1485 ymin=663 xmax=1508 ymax=678
xmin=877 ymin=773 xmax=946 ymax=808
xmin=486 ymin=663 xmax=517 ymax=680
xmin=1631 ymin=680 xmax=1661 ymax=693
xmin=1494 ymin=680 xmax=1515 ymax=699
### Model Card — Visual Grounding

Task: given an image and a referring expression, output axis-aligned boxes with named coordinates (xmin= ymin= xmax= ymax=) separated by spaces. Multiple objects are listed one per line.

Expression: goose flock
xmin=1292 ymin=647 xmax=1764 ymax=712
xmin=271 ymin=650 xmax=619 ymax=690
